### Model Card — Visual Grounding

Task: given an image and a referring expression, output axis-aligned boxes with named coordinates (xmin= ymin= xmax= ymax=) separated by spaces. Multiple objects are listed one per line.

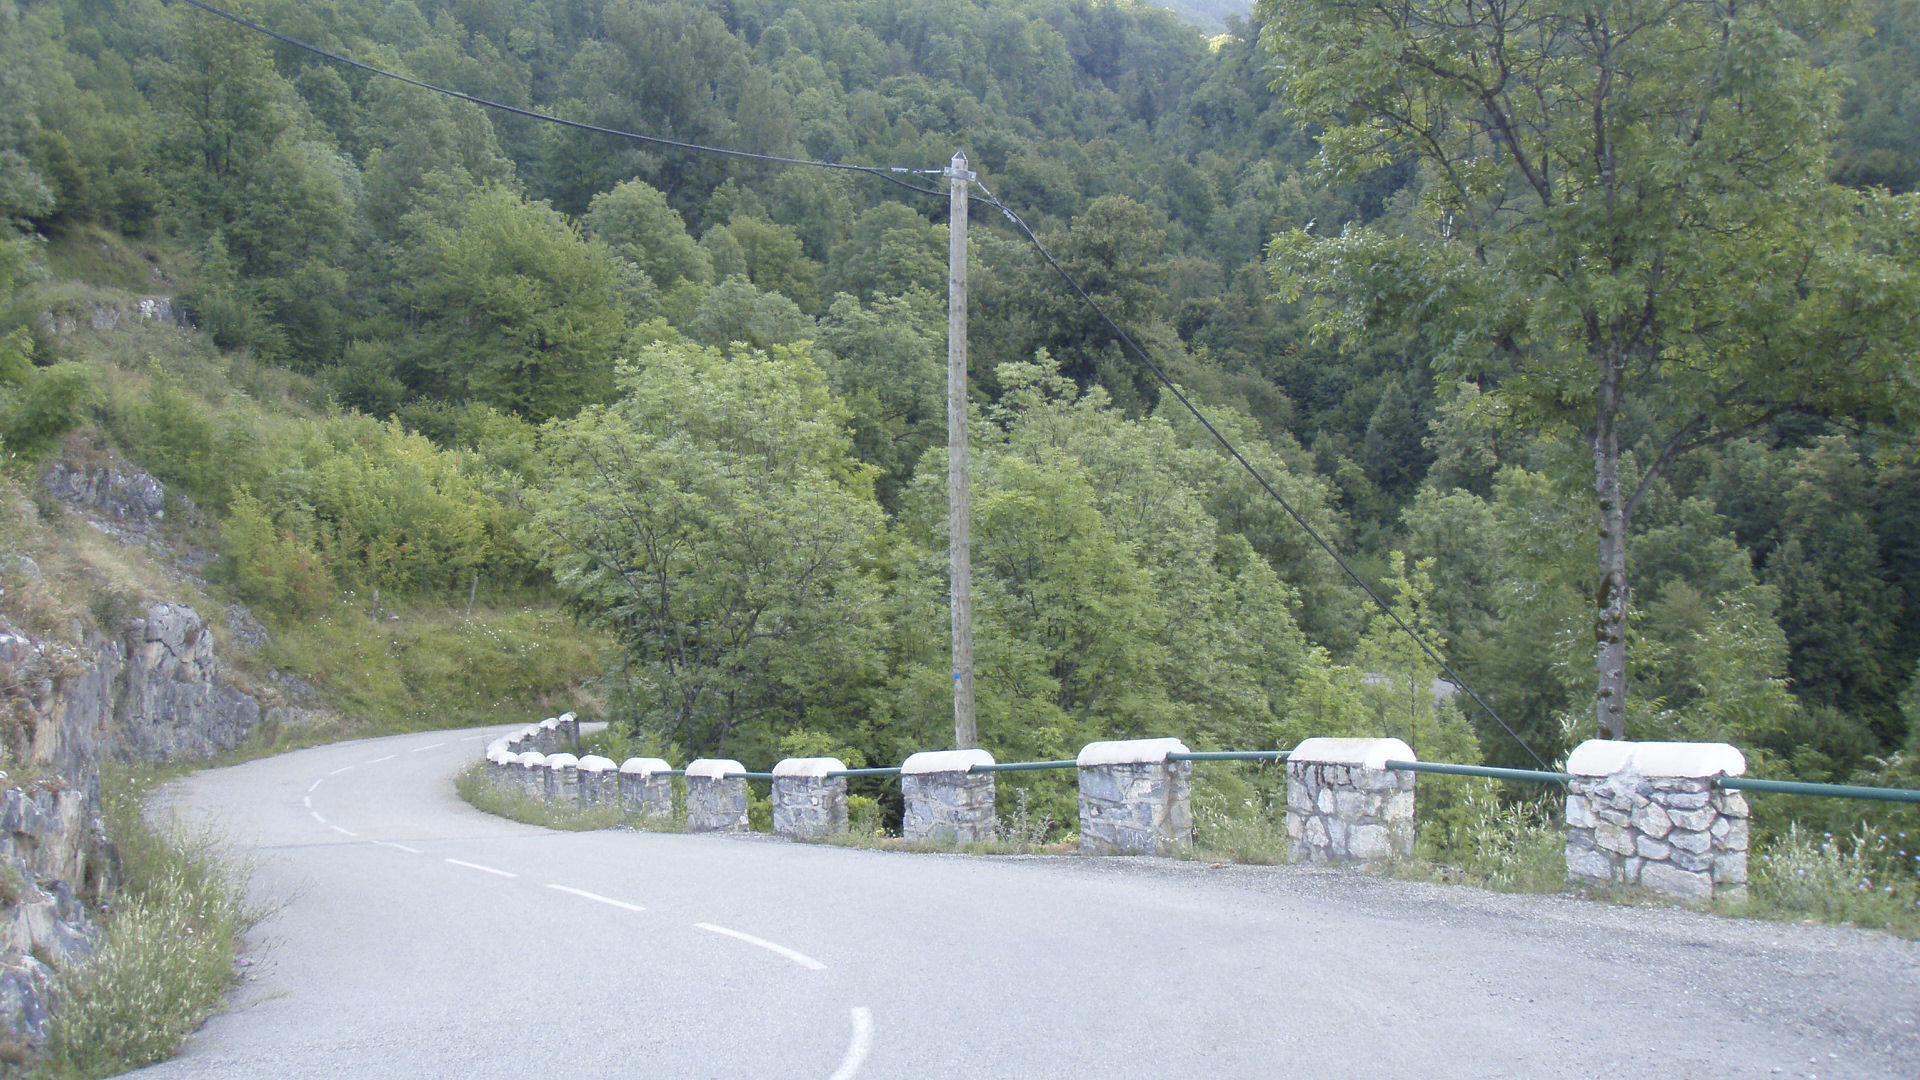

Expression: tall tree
xmin=1262 ymin=0 xmax=1920 ymax=737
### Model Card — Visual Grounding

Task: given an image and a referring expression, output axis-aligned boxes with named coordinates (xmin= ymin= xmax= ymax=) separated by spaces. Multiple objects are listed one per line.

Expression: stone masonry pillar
xmin=513 ymin=751 xmax=547 ymax=797
xmin=575 ymin=755 xmax=617 ymax=805
xmin=771 ymin=758 xmax=849 ymax=840
xmin=618 ymin=757 xmax=674 ymax=823
xmin=685 ymin=759 xmax=749 ymax=832
xmin=533 ymin=717 xmax=562 ymax=754
xmin=901 ymin=749 xmax=995 ymax=844
xmin=543 ymin=753 xmax=580 ymax=803
xmin=1565 ymin=740 xmax=1749 ymax=902
xmin=1285 ymin=737 xmax=1417 ymax=865
xmin=1076 ymin=738 xmax=1193 ymax=855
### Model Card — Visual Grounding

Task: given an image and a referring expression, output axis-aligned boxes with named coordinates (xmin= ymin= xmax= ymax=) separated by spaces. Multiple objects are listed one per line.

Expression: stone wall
xmin=1285 ymin=738 xmax=1416 ymax=866
xmin=1565 ymin=741 xmax=1749 ymax=902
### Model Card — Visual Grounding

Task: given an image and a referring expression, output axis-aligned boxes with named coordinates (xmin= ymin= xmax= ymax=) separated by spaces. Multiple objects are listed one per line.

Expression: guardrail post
xmin=1565 ymin=741 xmax=1749 ymax=902
xmin=685 ymin=759 xmax=749 ymax=832
xmin=618 ymin=758 xmax=674 ymax=823
xmin=772 ymin=758 xmax=849 ymax=840
xmin=575 ymin=755 xmax=617 ymax=805
xmin=533 ymin=717 xmax=562 ymax=754
xmin=1285 ymin=738 xmax=1417 ymax=865
xmin=544 ymin=753 xmax=580 ymax=803
xmin=1076 ymin=739 xmax=1193 ymax=855
xmin=901 ymin=749 xmax=996 ymax=844
xmin=556 ymin=711 xmax=580 ymax=750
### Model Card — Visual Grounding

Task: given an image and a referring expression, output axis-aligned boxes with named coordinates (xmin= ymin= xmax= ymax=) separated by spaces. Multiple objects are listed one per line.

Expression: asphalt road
xmin=131 ymin=726 xmax=1920 ymax=1080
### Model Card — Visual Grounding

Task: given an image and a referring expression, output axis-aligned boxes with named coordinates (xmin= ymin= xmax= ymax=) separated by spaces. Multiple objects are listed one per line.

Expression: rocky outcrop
xmin=37 ymin=296 xmax=186 ymax=338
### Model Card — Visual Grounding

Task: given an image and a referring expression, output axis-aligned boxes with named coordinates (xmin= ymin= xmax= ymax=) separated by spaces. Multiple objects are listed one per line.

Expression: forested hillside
xmin=2 ymin=0 xmax=1917 ymax=824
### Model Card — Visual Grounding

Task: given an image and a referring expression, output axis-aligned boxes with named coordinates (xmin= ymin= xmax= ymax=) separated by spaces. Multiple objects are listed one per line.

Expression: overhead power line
xmin=973 ymin=185 xmax=1550 ymax=770
xmin=166 ymin=0 xmax=951 ymax=200
xmin=174 ymin=0 xmax=1546 ymax=768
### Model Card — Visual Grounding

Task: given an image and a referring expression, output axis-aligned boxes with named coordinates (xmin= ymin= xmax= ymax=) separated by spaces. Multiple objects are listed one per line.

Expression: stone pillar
xmin=1076 ymin=739 xmax=1193 ymax=855
xmin=555 ymin=711 xmax=581 ymax=749
xmin=485 ymin=745 xmax=516 ymax=787
xmin=619 ymin=758 xmax=674 ymax=822
xmin=544 ymin=753 xmax=580 ymax=803
xmin=685 ymin=759 xmax=749 ymax=833
xmin=576 ymin=755 xmax=617 ymax=805
xmin=533 ymin=717 xmax=562 ymax=754
xmin=771 ymin=758 xmax=849 ymax=840
xmin=901 ymin=749 xmax=996 ymax=844
xmin=513 ymin=751 xmax=548 ymax=797
xmin=1565 ymin=741 xmax=1749 ymax=902
xmin=1285 ymin=737 xmax=1417 ymax=866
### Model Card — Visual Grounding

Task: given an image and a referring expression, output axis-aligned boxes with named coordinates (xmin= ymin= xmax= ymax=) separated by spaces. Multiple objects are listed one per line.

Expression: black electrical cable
xmin=166 ymin=0 xmax=952 ymax=201
xmin=976 ymin=185 xmax=1551 ymax=771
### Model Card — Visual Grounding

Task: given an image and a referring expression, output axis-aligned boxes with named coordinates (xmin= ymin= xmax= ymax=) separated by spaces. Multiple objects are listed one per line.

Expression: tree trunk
xmin=1592 ymin=366 xmax=1630 ymax=740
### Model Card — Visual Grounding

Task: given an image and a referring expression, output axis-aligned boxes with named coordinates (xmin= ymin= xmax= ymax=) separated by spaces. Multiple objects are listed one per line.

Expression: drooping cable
xmin=165 ymin=0 xmax=951 ymax=200
xmin=974 ymin=185 xmax=1551 ymax=770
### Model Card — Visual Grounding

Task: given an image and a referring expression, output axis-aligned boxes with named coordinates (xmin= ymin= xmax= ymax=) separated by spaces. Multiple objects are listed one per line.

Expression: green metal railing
xmin=635 ymin=749 xmax=1920 ymax=807
xmin=1716 ymin=775 xmax=1920 ymax=804
xmin=1384 ymin=760 xmax=1571 ymax=785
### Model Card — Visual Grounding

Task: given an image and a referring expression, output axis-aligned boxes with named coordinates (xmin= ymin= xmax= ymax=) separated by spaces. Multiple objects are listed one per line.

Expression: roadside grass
xmin=1740 ymin=824 xmax=1920 ymax=938
xmin=36 ymin=768 xmax=263 ymax=1080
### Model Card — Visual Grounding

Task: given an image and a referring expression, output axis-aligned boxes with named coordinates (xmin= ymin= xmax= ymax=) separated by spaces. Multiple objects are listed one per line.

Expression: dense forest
xmin=2 ymin=0 xmax=1917 ymax=833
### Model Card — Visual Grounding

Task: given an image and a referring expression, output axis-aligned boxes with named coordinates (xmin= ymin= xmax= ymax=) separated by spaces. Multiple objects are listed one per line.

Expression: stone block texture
xmin=902 ymin=771 xmax=995 ymax=844
xmin=619 ymin=773 xmax=673 ymax=822
xmin=772 ymin=776 xmax=848 ymax=840
xmin=685 ymin=775 xmax=748 ymax=832
xmin=1078 ymin=760 xmax=1193 ymax=854
xmin=1285 ymin=761 xmax=1416 ymax=865
xmin=1566 ymin=773 xmax=1749 ymax=902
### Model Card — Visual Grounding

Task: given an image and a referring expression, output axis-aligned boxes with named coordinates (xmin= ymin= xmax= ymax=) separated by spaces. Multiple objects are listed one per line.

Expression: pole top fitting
xmin=947 ymin=151 xmax=975 ymax=180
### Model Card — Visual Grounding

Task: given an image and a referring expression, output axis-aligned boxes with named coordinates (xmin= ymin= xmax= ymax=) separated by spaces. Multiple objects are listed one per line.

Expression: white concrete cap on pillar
xmin=519 ymin=726 xmax=540 ymax=740
xmin=902 ymin=749 xmax=996 ymax=775
xmin=576 ymin=755 xmax=617 ymax=772
xmin=539 ymin=717 xmax=561 ymax=730
xmin=1075 ymin=738 xmax=1190 ymax=768
xmin=558 ymin=711 xmax=577 ymax=722
xmin=545 ymin=753 xmax=580 ymax=769
xmin=486 ymin=747 xmax=516 ymax=764
xmin=515 ymin=751 xmax=547 ymax=767
xmin=486 ymin=738 xmax=512 ymax=756
xmin=620 ymin=757 xmax=673 ymax=776
xmin=1288 ymin=737 xmax=1416 ymax=770
xmin=685 ymin=758 xmax=745 ymax=779
xmin=772 ymin=757 xmax=847 ymax=778
xmin=1567 ymin=740 xmax=1746 ymax=778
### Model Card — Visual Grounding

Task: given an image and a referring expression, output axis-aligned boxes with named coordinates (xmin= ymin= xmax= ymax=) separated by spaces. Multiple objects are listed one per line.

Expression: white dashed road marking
xmin=328 ymin=766 xmax=353 ymax=776
xmin=365 ymin=754 xmax=397 ymax=764
xmin=694 ymin=923 xmax=827 ymax=971
xmin=310 ymin=810 xmax=327 ymax=825
xmin=828 ymin=1007 xmax=873 ymax=1080
xmin=372 ymin=841 xmax=422 ymax=854
xmin=330 ymin=825 xmax=357 ymax=837
xmin=445 ymin=858 xmax=516 ymax=878
xmin=410 ymin=742 xmax=446 ymax=753
xmin=547 ymin=884 xmax=645 ymax=912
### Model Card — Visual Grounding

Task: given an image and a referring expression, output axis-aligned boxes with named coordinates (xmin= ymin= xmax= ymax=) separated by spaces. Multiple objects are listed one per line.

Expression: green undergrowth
xmin=36 ymin=768 xmax=263 ymax=1080
xmin=1740 ymin=824 xmax=1920 ymax=938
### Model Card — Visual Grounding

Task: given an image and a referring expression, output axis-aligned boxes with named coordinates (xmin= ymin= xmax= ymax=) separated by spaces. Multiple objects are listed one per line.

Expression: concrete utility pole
xmin=946 ymin=150 xmax=977 ymax=750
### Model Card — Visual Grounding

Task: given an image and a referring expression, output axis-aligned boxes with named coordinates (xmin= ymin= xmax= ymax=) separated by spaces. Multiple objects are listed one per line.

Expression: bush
xmin=1749 ymin=823 xmax=1920 ymax=936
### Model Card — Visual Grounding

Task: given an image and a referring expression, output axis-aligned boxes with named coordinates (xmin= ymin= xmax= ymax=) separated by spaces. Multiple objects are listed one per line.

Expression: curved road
xmin=134 ymin=727 xmax=1920 ymax=1079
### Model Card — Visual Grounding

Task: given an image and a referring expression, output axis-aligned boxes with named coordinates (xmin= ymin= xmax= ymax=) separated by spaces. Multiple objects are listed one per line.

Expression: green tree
xmin=403 ymin=184 xmax=626 ymax=421
xmin=1263 ymin=0 xmax=1920 ymax=737
xmin=585 ymin=178 xmax=712 ymax=289
xmin=527 ymin=342 xmax=887 ymax=758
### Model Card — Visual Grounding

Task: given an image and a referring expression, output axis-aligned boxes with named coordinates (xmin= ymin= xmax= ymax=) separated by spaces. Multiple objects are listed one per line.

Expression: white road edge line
xmin=445 ymin=858 xmax=517 ymax=878
xmin=828 ymin=1007 xmax=873 ymax=1080
xmin=547 ymin=884 xmax=645 ymax=912
xmin=310 ymin=810 xmax=327 ymax=825
xmin=307 ymin=779 xmax=323 ymax=793
xmin=330 ymin=825 xmax=357 ymax=837
xmin=693 ymin=922 xmax=827 ymax=971
xmin=410 ymin=742 xmax=446 ymax=753
xmin=328 ymin=766 xmax=353 ymax=776
xmin=372 ymin=841 xmax=422 ymax=854
xmin=366 ymin=754 xmax=397 ymax=764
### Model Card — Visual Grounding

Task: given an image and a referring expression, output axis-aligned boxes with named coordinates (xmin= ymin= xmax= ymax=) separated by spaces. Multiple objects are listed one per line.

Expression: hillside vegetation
xmin=0 ymin=0 xmax=1916 ymax=863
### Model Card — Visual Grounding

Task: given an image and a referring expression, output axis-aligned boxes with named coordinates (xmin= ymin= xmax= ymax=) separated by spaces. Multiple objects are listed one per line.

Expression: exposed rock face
xmin=0 ymin=459 xmax=277 ymax=1057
